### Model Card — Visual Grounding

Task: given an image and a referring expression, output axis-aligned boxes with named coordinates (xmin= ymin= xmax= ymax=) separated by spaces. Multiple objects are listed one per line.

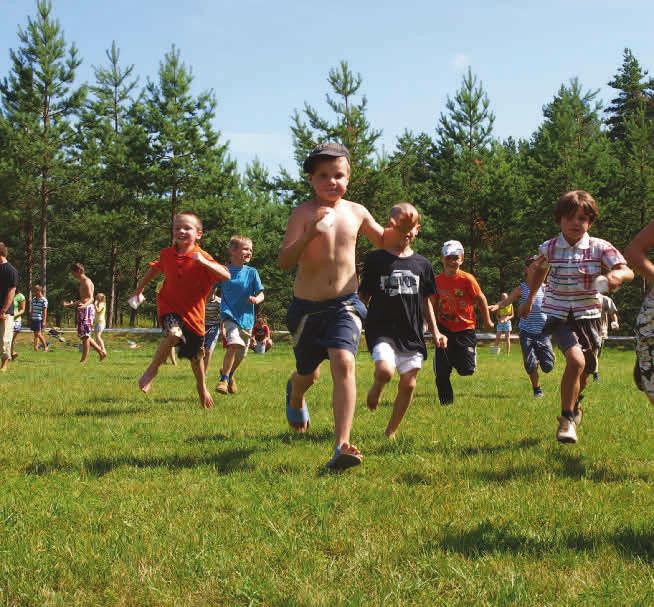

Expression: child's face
xmin=559 ymin=208 xmax=592 ymax=245
xmin=173 ymin=215 xmax=202 ymax=248
xmin=442 ymin=254 xmax=463 ymax=273
xmin=308 ymin=157 xmax=350 ymax=203
xmin=230 ymin=241 xmax=253 ymax=265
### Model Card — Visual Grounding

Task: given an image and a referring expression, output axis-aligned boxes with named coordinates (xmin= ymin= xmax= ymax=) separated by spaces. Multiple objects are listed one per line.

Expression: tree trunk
xmin=108 ymin=243 xmax=118 ymax=328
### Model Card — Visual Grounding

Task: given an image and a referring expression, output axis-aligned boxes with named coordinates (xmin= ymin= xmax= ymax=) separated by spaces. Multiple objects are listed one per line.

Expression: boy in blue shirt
xmin=216 ymin=235 xmax=264 ymax=394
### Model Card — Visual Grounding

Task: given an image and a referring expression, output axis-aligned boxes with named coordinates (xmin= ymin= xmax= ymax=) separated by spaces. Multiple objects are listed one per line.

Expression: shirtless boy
xmin=279 ymin=142 xmax=416 ymax=469
xmin=64 ymin=263 xmax=106 ymax=362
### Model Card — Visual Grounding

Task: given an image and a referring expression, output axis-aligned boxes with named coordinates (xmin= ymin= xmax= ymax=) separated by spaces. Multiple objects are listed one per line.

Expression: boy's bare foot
xmin=138 ymin=370 xmax=155 ymax=393
xmin=367 ymin=383 xmax=383 ymax=410
xmin=199 ymin=388 xmax=214 ymax=409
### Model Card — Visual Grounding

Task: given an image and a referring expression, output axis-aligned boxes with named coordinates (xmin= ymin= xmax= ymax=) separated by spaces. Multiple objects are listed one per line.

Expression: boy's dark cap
xmin=303 ymin=142 xmax=351 ymax=173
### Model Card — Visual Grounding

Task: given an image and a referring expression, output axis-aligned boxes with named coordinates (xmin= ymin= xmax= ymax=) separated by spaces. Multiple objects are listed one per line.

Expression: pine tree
xmin=435 ymin=67 xmax=496 ymax=274
xmin=0 ymin=0 xmax=86 ymax=292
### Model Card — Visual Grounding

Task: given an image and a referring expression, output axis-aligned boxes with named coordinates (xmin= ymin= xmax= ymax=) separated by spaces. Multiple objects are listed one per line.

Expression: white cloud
xmin=452 ymin=53 xmax=470 ymax=70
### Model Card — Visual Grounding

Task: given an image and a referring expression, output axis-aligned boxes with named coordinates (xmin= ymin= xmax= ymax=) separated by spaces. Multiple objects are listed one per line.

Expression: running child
xmin=11 ymin=290 xmax=26 ymax=359
xmin=359 ymin=202 xmax=447 ymax=439
xmin=279 ymin=142 xmax=417 ymax=469
xmin=30 ymin=284 xmax=49 ymax=352
xmin=64 ymin=264 xmax=106 ymax=362
xmin=132 ymin=212 xmax=230 ymax=408
xmin=625 ymin=219 xmax=654 ymax=405
xmin=432 ymin=240 xmax=494 ymax=406
xmin=489 ymin=256 xmax=555 ymax=397
xmin=521 ymin=190 xmax=633 ymax=443
xmin=215 ymin=236 xmax=264 ymax=395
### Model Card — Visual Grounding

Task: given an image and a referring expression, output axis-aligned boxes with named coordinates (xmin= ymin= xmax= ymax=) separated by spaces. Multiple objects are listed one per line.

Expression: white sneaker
xmin=556 ymin=416 xmax=577 ymax=444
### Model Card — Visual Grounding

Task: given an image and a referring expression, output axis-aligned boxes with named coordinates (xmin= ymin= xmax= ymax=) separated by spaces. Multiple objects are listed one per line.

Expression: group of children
xmin=4 ymin=141 xmax=651 ymax=472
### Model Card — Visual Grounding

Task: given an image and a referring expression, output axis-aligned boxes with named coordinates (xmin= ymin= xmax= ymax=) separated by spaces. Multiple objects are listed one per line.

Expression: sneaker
xmin=556 ymin=416 xmax=577 ymax=444
xmin=216 ymin=379 xmax=228 ymax=395
xmin=228 ymin=376 xmax=238 ymax=394
xmin=533 ymin=386 xmax=544 ymax=398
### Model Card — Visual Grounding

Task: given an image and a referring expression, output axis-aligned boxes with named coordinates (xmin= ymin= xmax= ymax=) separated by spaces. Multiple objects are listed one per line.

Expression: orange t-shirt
xmin=432 ymin=270 xmax=482 ymax=332
xmin=149 ymin=245 xmax=225 ymax=336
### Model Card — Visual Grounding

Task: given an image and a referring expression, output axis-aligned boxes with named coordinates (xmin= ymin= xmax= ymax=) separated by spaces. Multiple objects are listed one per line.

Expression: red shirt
xmin=150 ymin=245 xmax=225 ymax=336
xmin=432 ymin=270 xmax=482 ymax=332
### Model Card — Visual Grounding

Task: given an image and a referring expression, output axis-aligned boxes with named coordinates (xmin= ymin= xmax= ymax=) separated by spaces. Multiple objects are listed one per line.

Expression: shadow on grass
xmin=25 ymin=447 xmax=256 ymax=477
xmin=432 ymin=520 xmax=654 ymax=561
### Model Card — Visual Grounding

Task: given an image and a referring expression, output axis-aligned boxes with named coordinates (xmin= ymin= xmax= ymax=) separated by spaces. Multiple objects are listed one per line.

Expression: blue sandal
xmin=286 ymin=379 xmax=310 ymax=429
xmin=326 ymin=444 xmax=362 ymax=470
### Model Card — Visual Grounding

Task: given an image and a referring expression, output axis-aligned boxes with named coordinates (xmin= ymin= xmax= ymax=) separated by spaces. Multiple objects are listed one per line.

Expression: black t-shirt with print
xmin=359 ymin=250 xmax=436 ymax=358
xmin=0 ymin=262 xmax=18 ymax=315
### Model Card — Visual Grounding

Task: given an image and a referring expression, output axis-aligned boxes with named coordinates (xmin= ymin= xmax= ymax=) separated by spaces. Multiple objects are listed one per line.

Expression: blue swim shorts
xmin=286 ymin=293 xmax=366 ymax=376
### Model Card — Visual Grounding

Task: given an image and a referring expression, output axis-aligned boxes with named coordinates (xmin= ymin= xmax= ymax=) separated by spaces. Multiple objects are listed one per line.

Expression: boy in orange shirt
xmin=131 ymin=212 xmax=230 ymax=408
xmin=432 ymin=240 xmax=493 ymax=405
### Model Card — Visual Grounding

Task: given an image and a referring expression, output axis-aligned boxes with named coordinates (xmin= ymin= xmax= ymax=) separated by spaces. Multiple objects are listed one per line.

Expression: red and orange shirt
xmin=432 ymin=270 xmax=481 ymax=332
xmin=149 ymin=245 xmax=225 ymax=336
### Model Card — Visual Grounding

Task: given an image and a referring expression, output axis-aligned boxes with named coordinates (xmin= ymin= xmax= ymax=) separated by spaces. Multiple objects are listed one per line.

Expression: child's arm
xmin=192 ymin=252 xmax=231 ymax=281
xmin=488 ymin=286 xmax=521 ymax=312
xmin=519 ymin=256 xmax=548 ymax=318
xmin=248 ymin=291 xmax=264 ymax=305
xmin=474 ymin=292 xmax=494 ymax=330
xmin=625 ymin=220 xmax=654 ymax=283
xmin=132 ymin=266 xmax=162 ymax=297
xmin=424 ymin=297 xmax=447 ymax=348
xmin=279 ymin=206 xmax=326 ymax=269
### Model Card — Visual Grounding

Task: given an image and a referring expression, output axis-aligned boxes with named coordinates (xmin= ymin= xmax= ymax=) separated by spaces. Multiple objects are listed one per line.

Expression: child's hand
xmin=434 ymin=333 xmax=448 ymax=349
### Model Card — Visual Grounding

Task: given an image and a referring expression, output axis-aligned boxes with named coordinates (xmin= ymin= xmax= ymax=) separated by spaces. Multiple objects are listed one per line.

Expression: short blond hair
xmin=229 ymin=235 xmax=252 ymax=250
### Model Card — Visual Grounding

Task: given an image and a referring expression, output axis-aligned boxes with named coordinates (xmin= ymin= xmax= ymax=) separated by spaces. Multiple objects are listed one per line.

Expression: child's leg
xmin=385 ymin=368 xmax=419 ymax=438
xmin=560 ymin=345 xmax=585 ymax=415
xmin=367 ymin=359 xmax=394 ymax=410
xmin=434 ymin=345 xmax=454 ymax=405
xmin=328 ymin=347 xmax=359 ymax=451
xmin=190 ymin=355 xmax=214 ymax=409
xmin=139 ymin=334 xmax=180 ymax=392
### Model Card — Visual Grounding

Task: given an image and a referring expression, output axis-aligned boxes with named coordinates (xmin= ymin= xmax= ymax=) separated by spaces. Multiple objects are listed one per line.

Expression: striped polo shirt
xmin=31 ymin=296 xmax=48 ymax=320
xmin=518 ymin=282 xmax=547 ymax=334
xmin=538 ymin=233 xmax=626 ymax=320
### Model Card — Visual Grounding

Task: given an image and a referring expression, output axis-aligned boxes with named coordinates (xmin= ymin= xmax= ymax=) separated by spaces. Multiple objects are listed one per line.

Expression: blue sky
xmin=1 ymin=0 xmax=653 ymax=174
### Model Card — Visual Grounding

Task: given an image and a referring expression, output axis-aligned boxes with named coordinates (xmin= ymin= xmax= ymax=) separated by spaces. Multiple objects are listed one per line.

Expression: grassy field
xmin=1 ymin=333 xmax=653 ymax=606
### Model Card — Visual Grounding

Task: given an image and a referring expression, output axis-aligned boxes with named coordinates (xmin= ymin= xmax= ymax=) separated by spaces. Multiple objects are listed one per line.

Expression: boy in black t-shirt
xmin=359 ymin=203 xmax=447 ymax=438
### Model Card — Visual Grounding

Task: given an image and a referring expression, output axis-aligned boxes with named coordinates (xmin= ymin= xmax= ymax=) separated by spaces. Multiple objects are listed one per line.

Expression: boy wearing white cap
xmin=432 ymin=240 xmax=493 ymax=405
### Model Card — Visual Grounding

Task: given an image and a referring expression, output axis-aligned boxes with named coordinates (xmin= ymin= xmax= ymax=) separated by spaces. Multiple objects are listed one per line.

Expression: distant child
xmin=203 ymin=287 xmax=221 ymax=372
xmin=489 ymin=256 xmax=555 ymax=397
xmin=215 ymin=236 xmax=264 ymax=395
xmin=11 ymin=290 xmax=26 ymax=359
xmin=491 ymin=293 xmax=513 ymax=354
xmin=359 ymin=203 xmax=447 ymax=439
xmin=132 ymin=212 xmax=230 ymax=408
xmin=30 ymin=284 xmax=49 ymax=352
xmin=249 ymin=315 xmax=273 ymax=353
xmin=94 ymin=293 xmax=107 ymax=355
xmin=521 ymin=190 xmax=633 ymax=443
xmin=432 ymin=240 xmax=494 ymax=406
xmin=625 ymin=220 xmax=654 ymax=405
xmin=64 ymin=264 xmax=106 ymax=362
xmin=279 ymin=142 xmax=417 ymax=469
xmin=594 ymin=294 xmax=619 ymax=381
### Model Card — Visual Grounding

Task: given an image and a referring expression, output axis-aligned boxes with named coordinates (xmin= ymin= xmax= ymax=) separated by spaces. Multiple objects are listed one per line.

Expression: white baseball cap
xmin=442 ymin=240 xmax=464 ymax=257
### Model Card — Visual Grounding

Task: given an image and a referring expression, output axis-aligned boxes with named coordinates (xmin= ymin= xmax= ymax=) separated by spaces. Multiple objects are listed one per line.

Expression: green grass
xmin=1 ymin=334 xmax=653 ymax=606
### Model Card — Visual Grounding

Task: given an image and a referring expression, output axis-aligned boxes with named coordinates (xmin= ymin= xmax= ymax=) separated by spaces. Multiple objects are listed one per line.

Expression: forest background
xmin=1 ymin=1 xmax=654 ymax=330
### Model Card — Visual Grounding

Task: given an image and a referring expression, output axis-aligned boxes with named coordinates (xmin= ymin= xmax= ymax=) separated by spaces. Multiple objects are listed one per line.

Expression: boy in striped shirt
xmin=520 ymin=190 xmax=633 ymax=444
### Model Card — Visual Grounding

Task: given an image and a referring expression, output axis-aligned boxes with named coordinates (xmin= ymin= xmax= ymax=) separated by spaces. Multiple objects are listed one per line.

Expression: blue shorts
xmin=286 ymin=293 xmax=366 ymax=375
xmin=519 ymin=330 xmax=554 ymax=375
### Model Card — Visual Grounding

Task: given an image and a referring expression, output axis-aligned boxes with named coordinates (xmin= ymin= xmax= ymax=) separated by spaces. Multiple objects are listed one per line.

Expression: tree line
xmin=1 ymin=1 xmax=653 ymax=330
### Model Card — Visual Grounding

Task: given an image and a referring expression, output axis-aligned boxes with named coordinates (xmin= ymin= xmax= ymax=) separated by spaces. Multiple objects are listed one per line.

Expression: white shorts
xmin=371 ymin=340 xmax=423 ymax=375
xmin=223 ymin=319 xmax=251 ymax=352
